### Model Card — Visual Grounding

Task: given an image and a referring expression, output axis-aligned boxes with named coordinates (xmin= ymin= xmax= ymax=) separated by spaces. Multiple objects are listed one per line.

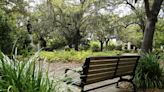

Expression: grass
xmin=39 ymin=50 xmax=123 ymax=63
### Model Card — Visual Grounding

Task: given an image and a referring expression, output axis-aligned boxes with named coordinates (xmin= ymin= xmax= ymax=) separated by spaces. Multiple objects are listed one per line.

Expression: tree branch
xmin=151 ymin=0 xmax=163 ymax=17
xmin=126 ymin=0 xmax=136 ymax=11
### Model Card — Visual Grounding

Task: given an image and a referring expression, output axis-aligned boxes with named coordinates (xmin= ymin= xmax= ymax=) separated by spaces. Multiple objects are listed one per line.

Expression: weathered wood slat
xmin=87 ymin=71 xmax=115 ymax=79
xmin=89 ymin=56 xmax=118 ymax=60
xmin=117 ymin=67 xmax=134 ymax=73
xmin=119 ymin=61 xmax=136 ymax=65
xmin=118 ymin=61 xmax=136 ymax=65
xmin=89 ymin=64 xmax=117 ymax=70
xmin=90 ymin=59 xmax=117 ymax=65
xmin=117 ymin=64 xmax=135 ymax=68
xmin=115 ymin=70 xmax=134 ymax=76
xmin=88 ymin=68 xmax=116 ymax=74
xmin=86 ymin=74 xmax=114 ymax=84
xmin=119 ymin=58 xmax=138 ymax=60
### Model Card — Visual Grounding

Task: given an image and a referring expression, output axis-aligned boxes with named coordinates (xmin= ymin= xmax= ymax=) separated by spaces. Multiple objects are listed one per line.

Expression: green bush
xmin=115 ymin=44 xmax=122 ymax=50
xmin=48 ymin=37 xmax=66 ymax=50
xmin=106 ymin=44 xmax=115 ymax=51
xmin=79 ymin=44 xmax=90 ymax=51
xmin=0 ymin=11 xmax=13 ymax=54
xmin=134 ymin=53 xmax=164 ymax=89
xmin=91 ymin=44 xmax=100 ymax=52
xmin=153 ymin=48 xmax=164 ymax=54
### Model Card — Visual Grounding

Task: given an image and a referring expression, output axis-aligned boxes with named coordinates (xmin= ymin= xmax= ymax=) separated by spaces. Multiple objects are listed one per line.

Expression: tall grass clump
xmin=0 ymin=51 xmax=54 ymax=92
xmin=134 ymin=52 xmax=164 ymax=89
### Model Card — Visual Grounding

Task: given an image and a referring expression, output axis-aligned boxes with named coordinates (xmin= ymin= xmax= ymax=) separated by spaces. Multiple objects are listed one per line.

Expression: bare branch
xmin=126 ymin=0 xmax=136 ymax=10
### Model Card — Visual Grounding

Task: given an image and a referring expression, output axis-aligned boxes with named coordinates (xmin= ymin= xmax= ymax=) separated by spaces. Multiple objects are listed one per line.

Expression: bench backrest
xmin=81 ymin=55 xmax=140 ymax=85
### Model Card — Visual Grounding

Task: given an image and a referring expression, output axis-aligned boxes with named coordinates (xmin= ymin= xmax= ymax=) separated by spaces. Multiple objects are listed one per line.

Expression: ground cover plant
xmin=39 ymin=50 xmax=122 ymax=63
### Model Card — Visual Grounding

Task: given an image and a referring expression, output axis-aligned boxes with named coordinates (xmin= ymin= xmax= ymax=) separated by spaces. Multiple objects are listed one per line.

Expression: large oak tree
xmin=136 ymin=0 xmax=164 ymax=52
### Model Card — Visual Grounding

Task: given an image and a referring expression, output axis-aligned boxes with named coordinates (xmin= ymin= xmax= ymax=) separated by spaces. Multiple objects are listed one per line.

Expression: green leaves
xmin=134 ymin=52 xmax=164 ymax=89
xmin=0 ymin=51 xmax=3 ymax=59
xmin=0 ymin=53 xmax=54 ymax=92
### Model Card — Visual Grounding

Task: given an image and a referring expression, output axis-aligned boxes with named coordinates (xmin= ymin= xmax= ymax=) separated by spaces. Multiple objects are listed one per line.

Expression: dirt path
xmin=40 ymin=61 xmax=81 ymax=78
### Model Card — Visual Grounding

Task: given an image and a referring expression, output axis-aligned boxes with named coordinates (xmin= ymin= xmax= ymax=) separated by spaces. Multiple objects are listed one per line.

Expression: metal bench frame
xmin=65 ymin=55 xmax=140 ymax=92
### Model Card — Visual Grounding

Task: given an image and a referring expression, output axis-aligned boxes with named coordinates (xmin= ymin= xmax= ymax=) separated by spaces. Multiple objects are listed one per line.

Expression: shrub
xmin=91 ymin=44 xmax=100 ymax=52
xmin=153 ymin=48 xmax=164 ymax=54
xmin=134 ymin=53 xmax=164 ymax=89
xmin=0 ymin=12 xmax=13 ymax=54
xmin=79 ymin=44 xmax=90 ymax=51
xmin=106 ymin=44 xmax=115 ymax=51
xmin=115 ymin=44 xmax=122 ymax=50
xmin=64 ymin=46 xmax=71 ymax=51
xmin=48 ymin=37 xmax=66 ymax=50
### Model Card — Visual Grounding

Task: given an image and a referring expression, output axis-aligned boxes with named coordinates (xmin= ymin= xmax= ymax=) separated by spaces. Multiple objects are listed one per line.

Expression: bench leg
xmin=116 ymin=81 xmax=120 ymax=88
xmin=81 ymin=85 xmax=84 ymax=92
xmin=116 ymin=77 xmax=122 ymax=88
xmin=131 ymin=81 xmax=136 ymax=92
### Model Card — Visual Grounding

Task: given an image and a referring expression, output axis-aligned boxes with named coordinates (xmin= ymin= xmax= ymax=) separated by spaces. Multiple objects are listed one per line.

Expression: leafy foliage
xmin=0 ymin=51 xmax=54 ymax=92
xmin=91 ymin=43 xmax=100 ymax=52
xmin=154 ymin=18 xmax=164 ymax=48
xmin=134 ymin=53 xmax=164 ymax=89
xmin=119 ymin=24 xmax=142 ymax=48
xmin=0 ymin=10 xmax=13 ymax=54
xmin=0 ymin=51 xmax=83 ymax=92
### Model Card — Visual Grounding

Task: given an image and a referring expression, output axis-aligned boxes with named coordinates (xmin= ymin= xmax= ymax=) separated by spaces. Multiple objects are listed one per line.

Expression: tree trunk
xmin=68 ymin=44 xmax=73 ymax=48
xmin=100 ymin=41 xmax=104 ymax=52
xmin=105 ymin=39 xmax=110 ymax=48
xmin=40 ymin=37 xmax=47 ymax=48
xmin=141 ymin=19 xmax=156 ymax=52
xmin=74 ymin=29 xmax=80 ymax=51
xmin=141 ymin=0 xmax=163 ymax=53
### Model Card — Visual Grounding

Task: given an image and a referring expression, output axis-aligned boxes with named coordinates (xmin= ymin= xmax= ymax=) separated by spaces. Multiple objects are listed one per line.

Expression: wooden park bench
xmin=65 ymin=55 xmax=140 ymax=92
